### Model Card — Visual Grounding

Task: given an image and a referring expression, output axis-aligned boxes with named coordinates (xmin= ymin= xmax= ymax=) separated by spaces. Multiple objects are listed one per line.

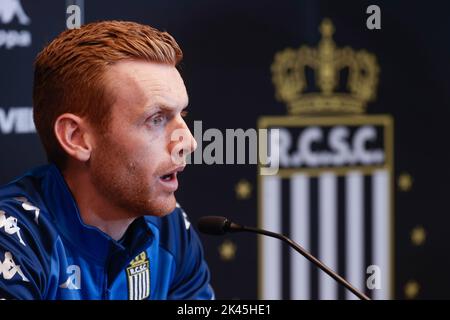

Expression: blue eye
xmin=152 ymin=116 xmax=163 ymax=125
xmin=149 ymin=113 xmax=166 ymax=127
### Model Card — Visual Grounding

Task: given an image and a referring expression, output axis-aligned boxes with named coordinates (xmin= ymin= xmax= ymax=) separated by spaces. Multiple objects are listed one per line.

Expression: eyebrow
xmin=142 ymin=104 xmax=188 ymax=118
xmin=156 ymin=104 xmax=187 ymax=112
xmin=142 ymin=93 xmax=189 ymax=115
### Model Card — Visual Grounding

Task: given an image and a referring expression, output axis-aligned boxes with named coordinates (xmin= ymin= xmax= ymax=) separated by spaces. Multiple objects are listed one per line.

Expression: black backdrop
xmin=1 ymin=0 xmax=449 ymax=299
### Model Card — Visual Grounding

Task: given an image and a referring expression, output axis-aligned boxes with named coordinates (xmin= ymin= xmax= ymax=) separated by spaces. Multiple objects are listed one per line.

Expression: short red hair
xmin=33 ymin=20 xmax=183 ymax=167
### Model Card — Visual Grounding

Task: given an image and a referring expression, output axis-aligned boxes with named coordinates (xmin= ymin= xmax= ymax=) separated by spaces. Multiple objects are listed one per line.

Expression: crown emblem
xmin=129 ymin=251 xmax=148 ymax=267
xmin=271 ymin=18 xmax=379 ymax=115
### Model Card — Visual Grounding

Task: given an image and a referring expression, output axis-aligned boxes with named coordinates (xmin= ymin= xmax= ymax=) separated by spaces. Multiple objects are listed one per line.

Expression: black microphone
xmin=197 ymin=216 xmax=370 ymax=301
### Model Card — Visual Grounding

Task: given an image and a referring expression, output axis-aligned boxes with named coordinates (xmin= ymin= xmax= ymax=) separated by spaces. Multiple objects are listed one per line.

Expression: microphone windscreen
xmin=197 ymin=216 xmax=229 ymax=235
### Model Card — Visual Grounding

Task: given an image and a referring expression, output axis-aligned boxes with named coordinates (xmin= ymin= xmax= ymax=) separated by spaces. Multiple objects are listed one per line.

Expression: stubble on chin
xmin=89 ymin=140 xmax=177 ymax=218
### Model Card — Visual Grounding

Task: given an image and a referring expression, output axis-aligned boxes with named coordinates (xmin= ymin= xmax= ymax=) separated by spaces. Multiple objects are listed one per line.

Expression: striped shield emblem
xmin=127 ymin=251 xmax=150 ymax=300
xmin=258 ymin=116 xmax=394 ymax=300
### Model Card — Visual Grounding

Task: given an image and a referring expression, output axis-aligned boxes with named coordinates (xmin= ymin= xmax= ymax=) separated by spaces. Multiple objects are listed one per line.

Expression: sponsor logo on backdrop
xmin=258 ymin=18 xmax=394 ymax=300
xmin=0 ymin=107 xmax=35 ymax=134
xmin=0 ymin=0 xmax=31 ymax=49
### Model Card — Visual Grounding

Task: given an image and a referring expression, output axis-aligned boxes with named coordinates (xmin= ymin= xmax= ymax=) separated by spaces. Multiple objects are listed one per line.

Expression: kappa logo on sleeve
xmin=0 ymin=251 xmax=29 ymax=282
xmin=182 ymin=211 xmax=191 ymax=230
xmin=176 ymin=203 xmax=191 ymax=230
xmin=14 ymin=197 xmax=40 ymax=224
xmin=0 ymin=210 xmax=25 ymax=246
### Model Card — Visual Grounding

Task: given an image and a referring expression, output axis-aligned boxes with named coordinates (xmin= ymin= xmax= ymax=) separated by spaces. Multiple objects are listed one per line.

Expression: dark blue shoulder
xmin=0 ymin=165 xmax=57 ymax=238
xmin=0 ymin=165 xmax=60 ymax=261
xmin=144 ymin=203 xmax=193 ymax=259
xmin=0 ymin=165 xmax=60 ymax=298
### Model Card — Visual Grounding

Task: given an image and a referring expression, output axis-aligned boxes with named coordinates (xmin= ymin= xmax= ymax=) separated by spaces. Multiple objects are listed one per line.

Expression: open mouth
xmin=160 ymin=172 xmax=176 ymax=182
xmin=158 ymin=166 xmax=185 ymax=191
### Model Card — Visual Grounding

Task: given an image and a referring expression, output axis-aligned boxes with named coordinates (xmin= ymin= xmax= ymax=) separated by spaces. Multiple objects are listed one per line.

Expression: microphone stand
xmin=236 ymin=225 xmax=371 ymax=301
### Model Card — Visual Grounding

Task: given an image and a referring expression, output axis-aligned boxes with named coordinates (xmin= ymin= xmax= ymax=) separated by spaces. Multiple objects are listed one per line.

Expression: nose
xmin=169 ymin=115 xmax=197 ymax=164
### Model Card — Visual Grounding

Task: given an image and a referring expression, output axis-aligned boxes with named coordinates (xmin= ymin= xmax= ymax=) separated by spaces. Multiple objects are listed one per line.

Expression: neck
xmin=62 ymin=164 xmax=135 ymax=241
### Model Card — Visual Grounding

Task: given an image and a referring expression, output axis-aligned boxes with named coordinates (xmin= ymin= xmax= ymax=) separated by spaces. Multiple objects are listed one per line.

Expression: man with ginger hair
xmin=0 ymin=21 xmax=214 ymax=300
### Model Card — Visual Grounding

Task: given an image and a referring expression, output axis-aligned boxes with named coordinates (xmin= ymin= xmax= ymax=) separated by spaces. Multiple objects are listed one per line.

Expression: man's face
xmin=89 ymin=60 xmax=196 ymax=218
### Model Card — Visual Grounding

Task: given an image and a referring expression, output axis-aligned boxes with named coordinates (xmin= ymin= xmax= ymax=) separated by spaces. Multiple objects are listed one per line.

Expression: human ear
xmin=54 ymin=113 xmax=93 ymax=162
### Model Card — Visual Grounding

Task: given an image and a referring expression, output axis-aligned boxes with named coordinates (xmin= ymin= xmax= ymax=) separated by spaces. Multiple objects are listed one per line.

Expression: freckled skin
xmin=89 ymin=60 xmax=196 ymax=218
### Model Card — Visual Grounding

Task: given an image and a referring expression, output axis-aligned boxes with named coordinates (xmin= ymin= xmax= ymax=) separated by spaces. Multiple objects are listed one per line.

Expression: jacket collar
xmin=40 ymin=164 xmax=154 ymax=264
